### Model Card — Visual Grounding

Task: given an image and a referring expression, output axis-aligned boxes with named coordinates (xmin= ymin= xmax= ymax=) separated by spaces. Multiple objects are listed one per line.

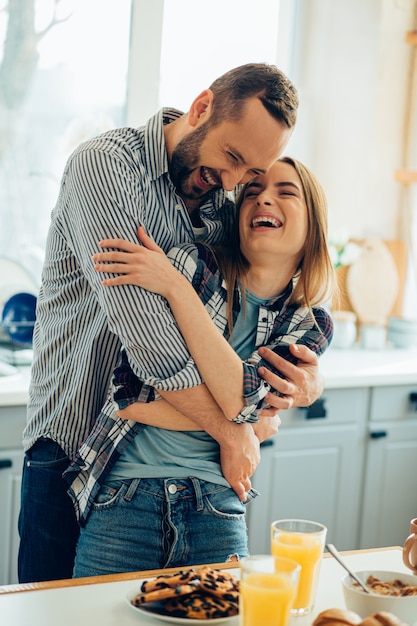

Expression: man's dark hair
xmin=208 ymin=63 xmax=299 ymax=129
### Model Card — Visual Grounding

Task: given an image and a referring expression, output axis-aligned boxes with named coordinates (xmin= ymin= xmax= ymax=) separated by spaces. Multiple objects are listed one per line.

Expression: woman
xmin=72 ymin=157 xmax=335 ymax=577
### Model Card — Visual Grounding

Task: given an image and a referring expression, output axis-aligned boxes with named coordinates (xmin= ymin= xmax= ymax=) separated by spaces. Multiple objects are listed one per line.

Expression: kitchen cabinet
xmin=359 ymin=384 xmax=417 ymax=549
xmin=0 ymin=404 xmax=26 ymax=586
xmin=247 ymin=378 xmax=417 ymax=556
xmin=247 ymin=388 xmax=369 ymax=554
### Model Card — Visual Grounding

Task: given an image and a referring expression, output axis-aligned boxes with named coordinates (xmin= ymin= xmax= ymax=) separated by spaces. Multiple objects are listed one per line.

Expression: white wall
xmin=287 ymin=0 xmax=416 ymax=243
xmin=127 ymin=0 xmax=417 ymax=313
xmin=128 ymin=0 xmax=416 ymax=244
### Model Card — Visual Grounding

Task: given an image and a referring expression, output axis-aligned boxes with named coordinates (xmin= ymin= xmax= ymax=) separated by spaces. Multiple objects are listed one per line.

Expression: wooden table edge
xmin=0 ymin=561 xmax=239 ymax=595
xmin=0 ymin=547 xmax=402 ymax=595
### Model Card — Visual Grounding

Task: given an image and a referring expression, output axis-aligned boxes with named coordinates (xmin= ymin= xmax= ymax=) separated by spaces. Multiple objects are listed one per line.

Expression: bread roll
xmin=313 ymin=609 xmax=409 ymax=626
xmin=360 ymin=612 xmax=409 ymax=626
xmin=313 ymin=608 xmax=362 ymax=625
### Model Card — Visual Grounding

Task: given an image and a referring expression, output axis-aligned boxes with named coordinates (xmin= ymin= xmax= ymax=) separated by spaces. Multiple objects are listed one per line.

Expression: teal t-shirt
xmin=230 ymin=289 xmax=271 ymax=360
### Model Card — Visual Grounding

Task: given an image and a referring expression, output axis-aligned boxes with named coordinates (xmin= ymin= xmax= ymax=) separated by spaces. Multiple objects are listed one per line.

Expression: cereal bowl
xmin=341 ymin=569 xmax=417 ymax=624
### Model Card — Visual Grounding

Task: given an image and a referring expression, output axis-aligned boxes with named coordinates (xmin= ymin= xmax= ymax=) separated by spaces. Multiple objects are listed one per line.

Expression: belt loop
xmin=124 ymin=478 xmax=140 ymax=501
xmin=190 ymin=477 xmax=203 ymax=511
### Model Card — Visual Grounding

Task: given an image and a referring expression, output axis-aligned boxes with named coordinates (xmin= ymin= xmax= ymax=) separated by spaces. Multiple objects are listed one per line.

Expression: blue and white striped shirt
xmin=24 ymin=108 xmax=234 ymax=459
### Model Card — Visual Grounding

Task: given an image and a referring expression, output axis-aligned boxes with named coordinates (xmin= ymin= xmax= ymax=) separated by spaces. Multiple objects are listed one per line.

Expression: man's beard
xmin=169 ymin=123 xmax=214 ymax=200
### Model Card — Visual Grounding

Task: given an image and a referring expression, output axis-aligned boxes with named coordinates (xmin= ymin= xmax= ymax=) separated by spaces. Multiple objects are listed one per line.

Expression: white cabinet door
xmin=359 ymin=419 xmax=417 ymax=549
xmin=247 ymin=387 xmax=369 ymax=554
xmin=359 ymin=384 xmax=417 ymax=549
xmin=0 ymin=448 xmax=23 ymax=585
xmin=248 ymin=422 xmax=365 ymax=553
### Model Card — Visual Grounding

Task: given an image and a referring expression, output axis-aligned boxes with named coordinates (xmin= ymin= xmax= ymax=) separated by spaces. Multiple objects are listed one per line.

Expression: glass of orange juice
xmin=271 ymin=519 xmax=327 ymax=616
xmin=240 ymin=554 xmax=300 ymax=626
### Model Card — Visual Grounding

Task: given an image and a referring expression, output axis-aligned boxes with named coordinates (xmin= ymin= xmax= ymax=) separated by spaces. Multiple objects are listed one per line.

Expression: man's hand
xmin=258 ymin=344 xmax=324 ymax=410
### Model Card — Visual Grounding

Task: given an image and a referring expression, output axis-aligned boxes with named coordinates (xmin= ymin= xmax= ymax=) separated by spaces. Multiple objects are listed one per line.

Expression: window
xmin=127 ymin=0 xmax=294 ymax=126
xmin=1 ymin=0 xmax=292 ymax=286
xmin=0 ymin=0 xmax=131 ymax=284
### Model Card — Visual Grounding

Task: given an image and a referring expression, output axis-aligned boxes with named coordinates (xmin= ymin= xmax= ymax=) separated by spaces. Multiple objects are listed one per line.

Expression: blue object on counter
xmin=1 ymin=292 xmax=37 ymax=346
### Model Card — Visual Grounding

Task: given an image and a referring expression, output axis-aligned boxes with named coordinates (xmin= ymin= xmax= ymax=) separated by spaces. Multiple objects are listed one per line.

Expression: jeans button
xmin=168 ymin=483 xmax=177 ymax=494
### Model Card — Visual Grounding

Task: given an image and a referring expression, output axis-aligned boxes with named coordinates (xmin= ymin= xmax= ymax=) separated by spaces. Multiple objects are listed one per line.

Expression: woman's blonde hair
xmin=215 ymin=156 xmax=336 ymax=329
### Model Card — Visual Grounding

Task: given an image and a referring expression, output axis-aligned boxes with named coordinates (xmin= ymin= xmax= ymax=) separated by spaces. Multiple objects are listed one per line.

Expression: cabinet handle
xmin=409 ymin=392 xmax=417 ymax=410
xmin=0 ymin=459 xmax=12 ymax=469
xmin=370 ymin=430 xmax=388 ymax=439
xmin=260 ymin=439 xmax=274 ymax=448
xmin=302 ymin=398 xmax=327 ymax=420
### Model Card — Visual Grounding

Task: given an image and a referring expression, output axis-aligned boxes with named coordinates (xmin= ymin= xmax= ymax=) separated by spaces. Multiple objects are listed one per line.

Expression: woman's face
xmin=238 ymin=160 xmax=308 ymax=268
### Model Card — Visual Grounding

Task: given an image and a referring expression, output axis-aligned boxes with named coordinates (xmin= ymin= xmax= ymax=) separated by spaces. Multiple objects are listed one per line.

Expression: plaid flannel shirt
xmin=65 ymin=243 xmax=333 ymax=525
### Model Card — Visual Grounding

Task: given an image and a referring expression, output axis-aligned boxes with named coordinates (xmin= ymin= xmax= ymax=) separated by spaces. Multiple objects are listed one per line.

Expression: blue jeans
xmin=73 ymin=477 xmax=255 ymax=577
xmin=18 ymin=438 xmax=80 ymax=583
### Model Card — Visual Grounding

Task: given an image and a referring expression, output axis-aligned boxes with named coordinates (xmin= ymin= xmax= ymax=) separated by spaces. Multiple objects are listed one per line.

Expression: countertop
xmin=320 ymin=345 xmax=417 ymax=389
xmin=0 ymin=547 xmax=414 ymax=626
xmin=1 ymin=346 xmax=417 ymax=407
xmin=0 ymin=366 xmax=31 ymax=406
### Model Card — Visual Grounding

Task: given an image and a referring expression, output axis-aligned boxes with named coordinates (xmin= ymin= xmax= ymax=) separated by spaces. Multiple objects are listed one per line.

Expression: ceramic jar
xmin=403 ymin=517 xmax=417 ymax=574
xmin=331 ymin=310 xmax=357 ymax=349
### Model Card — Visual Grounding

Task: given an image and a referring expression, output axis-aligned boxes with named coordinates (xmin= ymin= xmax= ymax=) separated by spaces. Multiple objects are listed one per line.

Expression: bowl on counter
xmin=388 ymin=317 xmax=417 ymax=349
xmin=341 ymin=569 xmax=417 ymax=623
xmin=1 ymin=292 xmax=37 ymax=346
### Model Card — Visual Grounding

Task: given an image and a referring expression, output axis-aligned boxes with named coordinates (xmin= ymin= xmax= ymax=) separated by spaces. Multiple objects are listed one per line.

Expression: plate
xmin=125 ymin=588 xmax=238 ymax=624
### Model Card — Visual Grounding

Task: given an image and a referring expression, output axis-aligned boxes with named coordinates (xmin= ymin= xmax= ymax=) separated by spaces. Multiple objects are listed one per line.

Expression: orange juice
xmin=240 ymin=571 xmax=297 ymax=626
xmin=272 ymin=531 xmax=323 ymax=610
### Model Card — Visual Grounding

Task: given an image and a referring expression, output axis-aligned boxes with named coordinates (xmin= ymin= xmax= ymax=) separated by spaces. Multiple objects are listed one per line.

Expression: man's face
xmin=169 ymin=97 xmax=292 ymax=206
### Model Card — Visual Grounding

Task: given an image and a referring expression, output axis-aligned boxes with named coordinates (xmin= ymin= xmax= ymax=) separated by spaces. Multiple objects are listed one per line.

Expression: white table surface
xmin=0 ymin=548 xmax=414 ymax=626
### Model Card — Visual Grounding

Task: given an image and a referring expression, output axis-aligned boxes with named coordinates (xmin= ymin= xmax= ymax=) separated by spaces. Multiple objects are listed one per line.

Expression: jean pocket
xmin=92 ymin=481 xmax=128 ymax=510
xmin=26 ymin=439 xmax=69 ymax=470
xmin=26 ymin=451 xmax=69 ymax=472
xmin=204 ymin=487 xmax=247 ymax=519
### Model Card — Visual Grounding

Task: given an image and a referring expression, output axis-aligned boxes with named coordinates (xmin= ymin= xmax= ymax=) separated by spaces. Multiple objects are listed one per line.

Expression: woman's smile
xmin=250 ymin=212 xmax=283 ymax=230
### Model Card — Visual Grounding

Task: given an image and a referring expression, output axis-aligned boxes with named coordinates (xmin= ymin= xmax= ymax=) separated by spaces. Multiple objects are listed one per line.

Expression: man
xmin=18 ymin=63 xmax=323 ymax=583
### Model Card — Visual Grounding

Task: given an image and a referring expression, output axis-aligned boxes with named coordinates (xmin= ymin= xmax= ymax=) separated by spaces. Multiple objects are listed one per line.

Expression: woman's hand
xmin=252 ymin=414 xmax=281 ymax=443
xmin=93 ymin=226 xmax=180 ymax=297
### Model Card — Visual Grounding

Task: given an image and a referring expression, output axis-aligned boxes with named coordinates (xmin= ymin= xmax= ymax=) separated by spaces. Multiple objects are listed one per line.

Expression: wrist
xmin=165 ymin=272 xmax=196 ymax=304
xmin=217 ymin=421 xmax=249 ymax=447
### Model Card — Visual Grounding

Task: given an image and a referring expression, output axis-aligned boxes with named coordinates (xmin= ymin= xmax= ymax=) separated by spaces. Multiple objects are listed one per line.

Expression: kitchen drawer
xmin=0 ymin=405 xmax=27 ymax=449
xmin=369 ymin=384 xmax=417 ymax=421
xmin=279 ymin=387 xmax=370 ymax=429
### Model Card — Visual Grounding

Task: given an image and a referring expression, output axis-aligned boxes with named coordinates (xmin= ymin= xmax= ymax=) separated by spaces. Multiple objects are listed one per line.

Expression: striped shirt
xmin=24 ymin=108 xmax=235 ymax=460
xmin=65 ymin=243 xmax=333 ymax=525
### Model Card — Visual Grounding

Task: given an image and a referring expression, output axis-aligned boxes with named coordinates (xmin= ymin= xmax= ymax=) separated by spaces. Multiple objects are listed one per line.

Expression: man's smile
xmin=199 ymin=166 xmax=221 ymax=190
